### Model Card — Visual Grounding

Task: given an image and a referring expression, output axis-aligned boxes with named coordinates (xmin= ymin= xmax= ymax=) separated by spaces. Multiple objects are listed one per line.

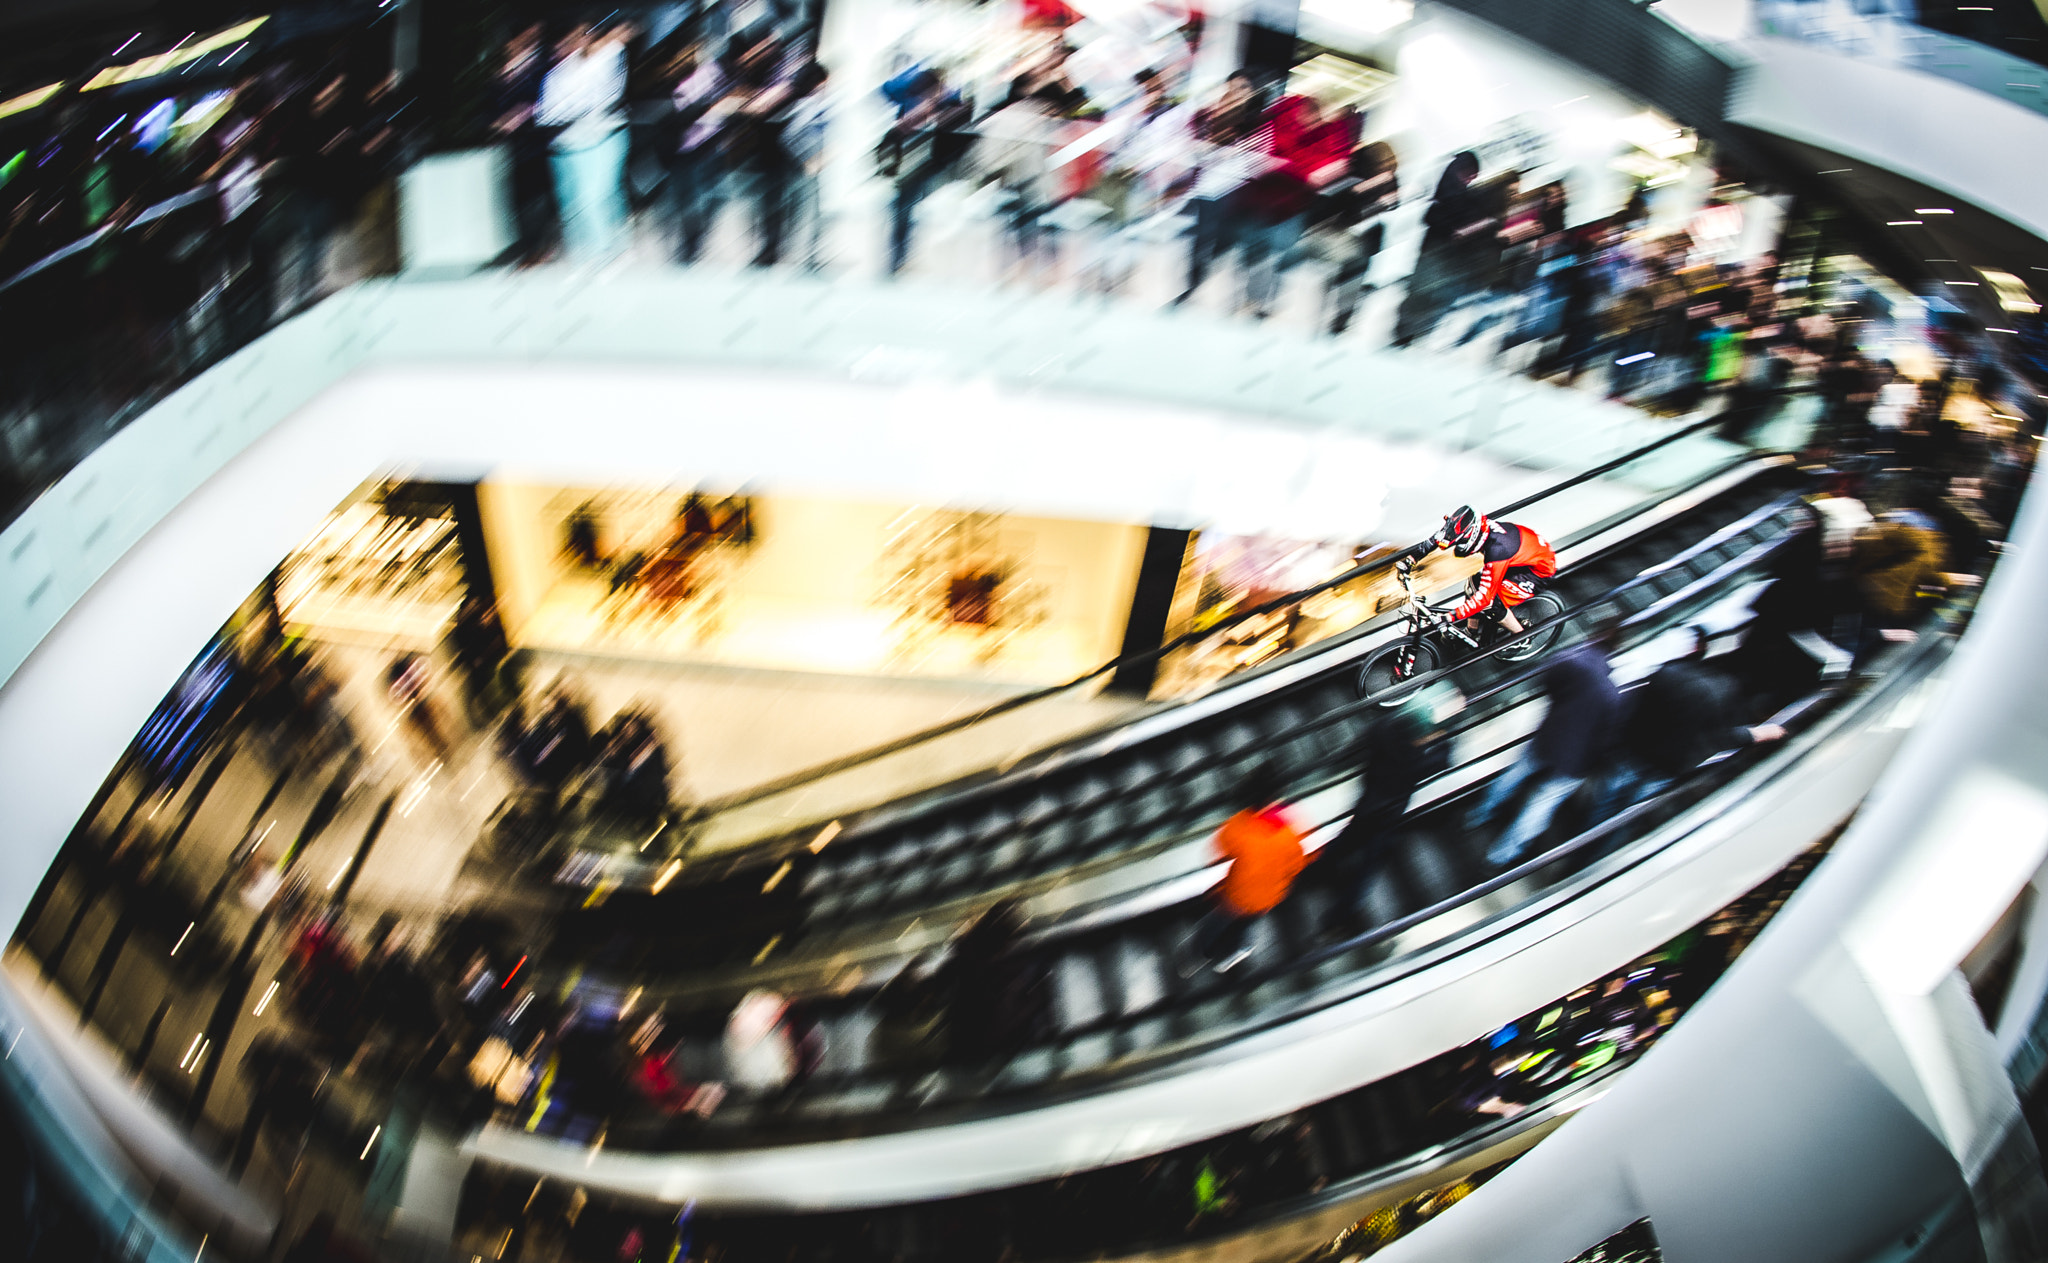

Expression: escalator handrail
xmin=687 ymin=414 xmax=1738 ymax=822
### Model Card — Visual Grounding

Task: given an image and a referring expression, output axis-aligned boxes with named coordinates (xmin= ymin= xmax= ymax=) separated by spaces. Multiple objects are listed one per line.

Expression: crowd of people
xmin=6 ymin=0 xmax=2042 ymax=532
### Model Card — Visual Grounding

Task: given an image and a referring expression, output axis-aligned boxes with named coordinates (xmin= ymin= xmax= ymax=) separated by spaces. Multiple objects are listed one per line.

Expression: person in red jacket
xmin=1183 ymin=763 xmax=1312 ymax=975
xmin=1234 ymin=93 xmax=1352 ymax=319
xmin=1433 ymin=505 xmax=1558 ymax=637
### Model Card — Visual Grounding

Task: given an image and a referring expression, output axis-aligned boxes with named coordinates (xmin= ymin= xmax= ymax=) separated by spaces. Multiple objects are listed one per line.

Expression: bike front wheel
xmin=1358 ymin=638 xmax=1443 ymax=706
xmin=1495 ymin=594 xmax=1565 ymax=664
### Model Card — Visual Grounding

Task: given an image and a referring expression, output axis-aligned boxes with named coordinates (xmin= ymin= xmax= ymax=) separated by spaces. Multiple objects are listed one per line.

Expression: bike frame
xmin=1392 ymin=560 xmax=1479 ymax=660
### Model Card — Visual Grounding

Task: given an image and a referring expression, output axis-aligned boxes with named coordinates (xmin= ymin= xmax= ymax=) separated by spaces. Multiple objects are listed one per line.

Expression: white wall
xmin=1727 ymin=35 xmax=2048 ymax=245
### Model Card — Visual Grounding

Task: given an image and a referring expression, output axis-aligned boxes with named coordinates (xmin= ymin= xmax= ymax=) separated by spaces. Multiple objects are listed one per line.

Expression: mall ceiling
xmin=1742 ymin=128 xmax=2048 ymax=325
xmin=0 ymin=0 xmax=288 ymax=100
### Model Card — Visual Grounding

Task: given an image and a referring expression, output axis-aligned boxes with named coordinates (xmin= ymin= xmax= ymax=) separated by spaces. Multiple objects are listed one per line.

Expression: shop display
xmin=552 ymin=489 xmax=759 ymax=643
xmin=875 ymin=509 xmax=1049 ymax=666
xmin=1153 ymin=532 xmax=1365 ymax=692
xmin=489 ymin=483 xmax=1146 ymax=685
xmin=275 ymin=486 xmax=468 ymax=648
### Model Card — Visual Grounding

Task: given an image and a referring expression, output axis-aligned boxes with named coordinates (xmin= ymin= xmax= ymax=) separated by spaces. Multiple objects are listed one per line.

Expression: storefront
xmin=274 ymin=480 xmax=493 ymax=651
xmin=269 ymin=476 xmax=1457 ymax=698
xmin=476 ymin=481 xmax=1156 ymax=686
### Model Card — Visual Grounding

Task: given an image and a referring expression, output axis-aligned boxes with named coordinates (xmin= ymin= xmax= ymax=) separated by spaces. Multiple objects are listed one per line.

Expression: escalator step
xmin=1115 ymin=938 xmax=1168 ymax=1016
xmin=1053 ymin=953 xmax=1107 ymax=1033
xmin=1311 ymin=1101 xmax=1372 ymax=1174
xmin=1353 ymin=1088 xmax=1406 ymax=1163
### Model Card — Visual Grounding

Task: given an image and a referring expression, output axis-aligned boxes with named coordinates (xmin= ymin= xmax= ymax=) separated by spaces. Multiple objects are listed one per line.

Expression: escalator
xmin=513 ymin=455 xmax=1805 ymax=985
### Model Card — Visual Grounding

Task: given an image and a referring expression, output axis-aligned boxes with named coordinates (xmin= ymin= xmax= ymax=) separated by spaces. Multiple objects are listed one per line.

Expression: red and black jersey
xmin=1453 ymin=521 xmax=1557 ymax=619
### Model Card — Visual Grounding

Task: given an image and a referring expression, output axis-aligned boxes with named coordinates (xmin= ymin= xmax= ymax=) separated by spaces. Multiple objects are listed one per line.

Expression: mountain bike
xmin=1355 ymin=557 xmax=1566 ymax=703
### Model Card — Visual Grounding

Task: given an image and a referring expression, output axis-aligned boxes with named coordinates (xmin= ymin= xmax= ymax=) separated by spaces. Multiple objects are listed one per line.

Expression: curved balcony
xmin=0 ymin=3 xmax=2039 ymax=1262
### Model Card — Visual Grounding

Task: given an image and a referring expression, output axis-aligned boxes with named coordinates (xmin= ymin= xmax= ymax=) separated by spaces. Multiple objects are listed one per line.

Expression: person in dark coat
xmin=1599 ymin=626 xmax=1785 ymax=813
xmin=1468 ymin=623 xmax=1621 ymax=866
xmin=1319 ymin=683 xmax=1455 ymax=937
xmin=1725 ymin=502 xmax=1861 ymax=711
xmin=944 ymin=898 xmax=1047 ymax=1068
xmin=1391 ymin=151 xmax=1496 ymax=347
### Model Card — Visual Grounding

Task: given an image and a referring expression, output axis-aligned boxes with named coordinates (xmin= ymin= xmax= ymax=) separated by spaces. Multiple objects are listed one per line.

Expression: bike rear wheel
xmin=1357 ymin=638 xmax=1442 ymax=706
xmin=1495 ymin=593 xmax=1565 ymax=663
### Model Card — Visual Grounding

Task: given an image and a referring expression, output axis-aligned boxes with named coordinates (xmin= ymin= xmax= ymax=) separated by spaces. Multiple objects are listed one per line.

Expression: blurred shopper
xmin=1728 ymin=495 xmax=1863 ymax=709
xmin=1083 ymin=68 xmax=1193 ymax=295
xmin=1391 ymin=151 xmax=1494 ymax=348
xmin=1234 ymin=93 xmax=1349 ymax=320
xmin=510 ymin=688 xmax=594 ymax=804
xmin=271 ymin=73 xmax=360 ymax=314
xmin=880 ymin=64 xmax=974 ymax=276
xmin=492 ymin=25 xmax=557 ymax=264
xmin=346 ymin=73 xmax=409 ymax=282
xmin=718 ymin=33 xmax=801 ymax=266
xmin=1176 ymin=72 xmax=1263 ymax=306
xmin=594 ymin=705 xmax=673 ymax=824
xmin=669 ymin=41 xmax=729 ymax=264
xmin=724 ymin=988 xmax=797 ymax=1093
xmin=387 ymin=653 xmax=454 ymax=763
xmin=1867 ymin=363 xmax=1921 ymax=444
xmin=1002 ymin=38 xmax=1089 ymax=117
xmin=450 ymin=596 xmax=513 ymax=724
xmin=780 ymin=62 xmax=832 ymax=272
xmin=1717 ymin=329 xmax=1797 ymax=445
xmin=1319 ymin=684 xmax=1454 ymax=938
xmin=1598 ymin=626 xmax=1785 ymax=813
xmin=944 ymin=898 xmax=1049 ymax=1068
xmin=1467 ymin=623 xmax=1621 ymax=866
xmin=538 ymin=22 xmax=632 ymax=260
xmin=1303 ymin=137 xmax=1397 ymax=336
xmin=1852 ymin=506 xmax=1949 ymax=643
xmin=1184 ymin=763 xmax=1311 ymax=975
xmin=980 ymin=92 xmax=1066 ymax=282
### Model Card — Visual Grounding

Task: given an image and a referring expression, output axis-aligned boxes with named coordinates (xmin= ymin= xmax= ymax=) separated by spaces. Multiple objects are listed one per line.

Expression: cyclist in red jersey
xmin=1431 ymin=505 xmax=1558 ymax=637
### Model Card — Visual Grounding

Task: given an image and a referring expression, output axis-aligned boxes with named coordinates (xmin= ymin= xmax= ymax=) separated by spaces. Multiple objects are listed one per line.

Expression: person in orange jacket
xmin=1185 ymin=763 xmax=1312 ymax=975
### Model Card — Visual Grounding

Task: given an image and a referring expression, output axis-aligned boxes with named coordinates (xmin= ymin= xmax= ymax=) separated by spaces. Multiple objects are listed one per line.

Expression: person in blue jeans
xmin=880 ymin=67 xmax=973 ymax=275
xmin=1469 ymin=623 xmax=1621 ymax=867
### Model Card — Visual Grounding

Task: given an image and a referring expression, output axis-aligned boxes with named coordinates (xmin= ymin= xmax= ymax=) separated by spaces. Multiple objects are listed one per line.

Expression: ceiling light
xmin=1978 ymin=268 xmax=2041 ymax=313
xmin=1617 ymin=111 xmax=1696 ymax=160
xmin=82 ymin=18 xmax=267 ymax=91
xmin=0 ymin=83 xmax=61 ymax=121
xmin=1915 ymin=208 xmax=1955 ymax=215
xmin=1297 ymin=0 xmax=1414 ymax=35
